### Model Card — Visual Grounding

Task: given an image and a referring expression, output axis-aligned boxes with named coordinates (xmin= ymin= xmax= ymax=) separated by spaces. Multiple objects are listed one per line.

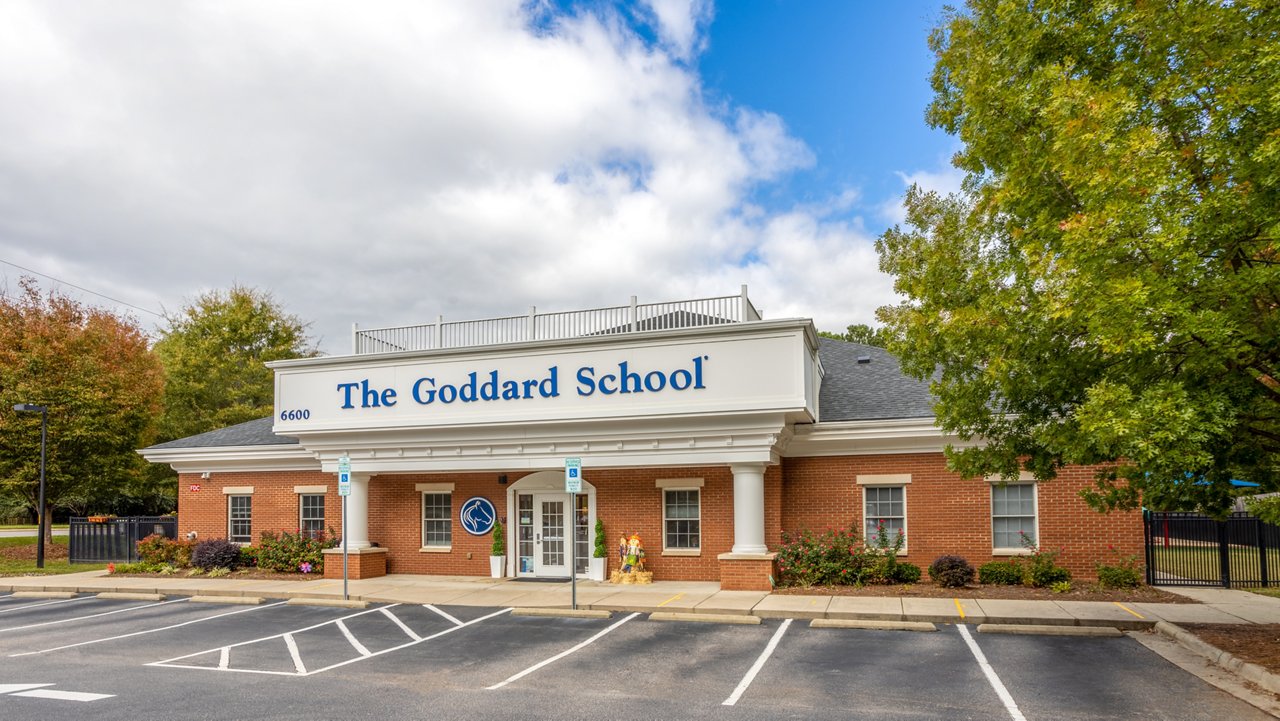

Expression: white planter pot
xmin=588 ymin=556 xmax=606 ymax=582
xmin=490 ymin=555 xmax=505 ymax=579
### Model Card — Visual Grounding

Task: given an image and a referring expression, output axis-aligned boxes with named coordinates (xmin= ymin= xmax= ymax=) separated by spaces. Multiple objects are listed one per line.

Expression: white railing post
xmin=739 ymin=284 xmax=749 ymax=322
xmin=351 ymin=322 xmax=359 ymax=354
xmin=527 ymin=306 xmax=536 ymax=341
xmin=434 ymin=315 xmax=443 ymax=349
xmin=629 ymin=295 xmax=637 ymax=333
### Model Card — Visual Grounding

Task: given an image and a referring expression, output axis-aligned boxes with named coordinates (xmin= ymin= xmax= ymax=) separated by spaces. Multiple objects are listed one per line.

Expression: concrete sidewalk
xmin=4 ymin=571 xmax=1279 ymax=629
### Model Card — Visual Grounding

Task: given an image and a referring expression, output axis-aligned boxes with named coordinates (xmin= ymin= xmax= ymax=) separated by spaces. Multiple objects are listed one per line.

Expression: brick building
xmin=140 ymin=289 xmax=1141 ymax=590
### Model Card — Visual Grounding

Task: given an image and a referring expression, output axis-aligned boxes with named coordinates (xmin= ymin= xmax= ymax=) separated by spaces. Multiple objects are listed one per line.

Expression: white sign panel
xmin=274 ymin=330 xmax=810 ymax=434
xmin=565 ymin=457 xmax=582 ymax=493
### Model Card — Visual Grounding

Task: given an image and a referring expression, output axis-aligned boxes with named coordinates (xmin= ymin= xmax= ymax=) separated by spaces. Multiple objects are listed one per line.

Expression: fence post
xmin=1217 ymin=520 xmax=1231 ymax=588
xmin=1259 ymin=517 xmax=1270 ymax=588
xmin=1143 ymin=510 xmax=1154 ymax=586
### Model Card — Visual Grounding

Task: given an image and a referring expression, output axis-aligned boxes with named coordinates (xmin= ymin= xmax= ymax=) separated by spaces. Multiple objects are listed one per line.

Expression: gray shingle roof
xmin=814 ymin=337 xmax=936 ymax=421
xmin=144 ymin=338 xmax=937 ymax=450
xmin=144 ymin=417 xmax=296 ymax=450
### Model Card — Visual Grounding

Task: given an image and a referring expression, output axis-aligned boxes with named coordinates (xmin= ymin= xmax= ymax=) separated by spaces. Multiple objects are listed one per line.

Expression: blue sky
xmin=0 ymin=0 xmax=964 ymax=351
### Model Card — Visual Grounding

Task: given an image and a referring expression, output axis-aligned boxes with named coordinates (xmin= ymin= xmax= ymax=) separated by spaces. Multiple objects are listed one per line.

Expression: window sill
xmin=993 ymin=548 xmax=1033 ymax=556
xmin=419 ymin=546 xmax=452 ymax=553
xmin=662 ymin=548 xmax=701 ymax=557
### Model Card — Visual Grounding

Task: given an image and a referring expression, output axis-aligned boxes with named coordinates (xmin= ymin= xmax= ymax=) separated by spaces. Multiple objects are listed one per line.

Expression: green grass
xmin=0 ymin=536 xmax=107 ymax=576
xmin=1248 ymin=587 xmax=1280 ymax=599
xmin=1152 ymin=545 xmax=1280 ymax=579
xmin=0 ymin=524 xmax=69 ymax=530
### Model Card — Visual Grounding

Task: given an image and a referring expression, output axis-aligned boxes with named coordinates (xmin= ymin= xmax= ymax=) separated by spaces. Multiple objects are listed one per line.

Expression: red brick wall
xmin=779 ymin=454 xmax=1142 ymax=579
xmin=176 ymin=470 xmax=338 ymax=543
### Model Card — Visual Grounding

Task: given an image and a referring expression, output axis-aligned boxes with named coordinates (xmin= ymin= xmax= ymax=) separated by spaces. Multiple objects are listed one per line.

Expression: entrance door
xmin=532 ymin=494 xmax=568 ymax=577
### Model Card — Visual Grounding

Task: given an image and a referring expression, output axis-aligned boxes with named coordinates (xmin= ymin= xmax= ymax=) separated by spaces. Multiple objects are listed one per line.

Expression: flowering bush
xmin=1095 ymin=546 xmax=1143 ymax=588
xmin=136 ymin=534 xmax=194 ymax=568
xmin=776 ymin=524 xmax=911 ymax=587
xmin=1020 ymin=533 xmax=1071 ymax=587
xmin=255 ymin=529 xmax=337 ymax=573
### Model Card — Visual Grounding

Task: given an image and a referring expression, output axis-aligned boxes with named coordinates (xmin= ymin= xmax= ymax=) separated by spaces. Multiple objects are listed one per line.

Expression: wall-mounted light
xmin=498 ymin=474 xmax=508 ymax=485
xmin=200 ymin=471 xmax=211 ymax=480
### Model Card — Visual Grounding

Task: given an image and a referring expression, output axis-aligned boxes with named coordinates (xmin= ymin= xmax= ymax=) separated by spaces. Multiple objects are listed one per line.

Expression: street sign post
xmin=338 ymin=455 xmax=350 ymax=600
xmin=565 ymin=457 xmax=582 ymax=609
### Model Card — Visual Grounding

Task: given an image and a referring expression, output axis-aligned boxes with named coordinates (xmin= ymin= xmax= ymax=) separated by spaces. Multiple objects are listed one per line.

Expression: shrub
xmin=136 ymin=534 xmax=193 ymax=568
xmin=1096 ymin=548 xmax=1143 ymax=589
xmin=894 ymin=563 xmax=922 ymax=584
xmin=593 ymin=519 xmax=607 ymax=559
xmin=191 ymin=538 xmax=241 ymax=571
xmin=979 ymin=560 xmax=1023 ymax=585
xmin=113 ymin=561 xmax=166 ymax=574
xmin=1050 ymin=580 xmax=1072 ymax=593
xmin=777 ymin=528 xmax=858 ymax=587
xmin=1020 ymin=533 xmax=1071 ymax=587
xmin=491 ymin=521 xmax=506 ymax=557
xmin=929 ymin=555 xmax=975 ymax=588
xmin=255 ymin=530 xmax=334 ymax=573
xmin=207 ymin=566 xmax=231 ymax=578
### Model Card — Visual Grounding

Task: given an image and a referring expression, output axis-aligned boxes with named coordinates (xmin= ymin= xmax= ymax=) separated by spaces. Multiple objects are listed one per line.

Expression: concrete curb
xmin=11 ymin=590 xmax=78 ymax=599
xmin=97 ymin=592 xmax=167 ymax=602
xmin=649 ymin=612 xmax=761 ymax=625
xmin=978 ymin=623 xmax=1124 ymax=637
xmin=1154 ymin=621 xmax=1280 ymax=696
xmin=285 ymin=597 xmax=368 ymax=609
xmin=811 ymin=619 xmax=937 ymax=632
xmin=511 ymin=608 xmax=612 ymax=619
xmin=190 ymin=595 xmax=264 ymax=605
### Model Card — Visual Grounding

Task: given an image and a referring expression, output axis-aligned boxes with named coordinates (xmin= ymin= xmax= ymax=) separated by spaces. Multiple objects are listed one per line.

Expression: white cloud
xmin=0 ymin=0 xmax=896 ymax=351
xmin=878 ymin=163 xmax=966 ymax=226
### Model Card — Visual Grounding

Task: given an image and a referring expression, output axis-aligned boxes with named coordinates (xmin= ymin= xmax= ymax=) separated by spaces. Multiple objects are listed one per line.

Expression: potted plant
xmin=490 ymin=520 xmax=506 ymax=578
xmin=590 ymin=519 xmax=607 ymax=581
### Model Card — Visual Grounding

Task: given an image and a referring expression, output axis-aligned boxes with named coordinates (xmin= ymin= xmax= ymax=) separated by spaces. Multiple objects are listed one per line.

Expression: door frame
xmin=506 ymin=470 xmax=596 ymax=579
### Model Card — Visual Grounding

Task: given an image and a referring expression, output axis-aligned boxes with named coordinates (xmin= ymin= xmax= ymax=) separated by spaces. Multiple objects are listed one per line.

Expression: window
xmin=300 ymin=494 xmax=325 ymax=539
xmin=422 ymin=492 xmax=452 ymax=547
xmin=992 ymin=484 xmax=1037 ymax=550
xmin=228 ymin=495 xmax=252 ymax=544
xmin=863 ymin=485 xmax=905 ymax=546
xmin=663 ymin=489 xmax=700 ymax=549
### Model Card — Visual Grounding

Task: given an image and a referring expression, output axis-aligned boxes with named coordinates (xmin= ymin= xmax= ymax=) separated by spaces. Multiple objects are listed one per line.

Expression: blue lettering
xmin=381 ymin=387 xmax=397 ymax=407
xmin=361 ymin=379 xmax=382 ymax=407
xmin=412 ymin=377 xmax=436 ymax=404
xmin=480 ymin=371 xmax=500 ymax=401
xmin=460 ymin=372 xmax=479 ymax=402
xmin=501 ymin=380 xmax=520 ymax=400
xmin=695 ymin=355 xmax=706 ymax=388
xmin=540 ymin=366 xmax=559 ymax=398
xmin=670 ymin=369 xmax=692 ymax=390
xmin=644 ymin=370 xmax=666 ymax=392
xmin=576 ymin=366 xmax=596 ymax=397
xmin=599 ymin=373 xmax=617 ymax=395
xmin=439 ymin=384 xmax=457 ymax=403
xmin=619 ymin=361 xmax=642 ymax=393
xmin=337 ymin=382 xmax=359 ymax=409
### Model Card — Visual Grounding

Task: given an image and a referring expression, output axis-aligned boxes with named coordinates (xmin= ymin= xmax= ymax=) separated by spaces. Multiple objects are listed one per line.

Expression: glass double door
xmin=517 ymin=492 xmax=589 ymax=578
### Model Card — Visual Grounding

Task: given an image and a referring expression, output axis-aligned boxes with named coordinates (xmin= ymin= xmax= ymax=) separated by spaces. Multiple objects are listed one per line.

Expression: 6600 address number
xmin=279 ymin=409 xmax=311 ymax=421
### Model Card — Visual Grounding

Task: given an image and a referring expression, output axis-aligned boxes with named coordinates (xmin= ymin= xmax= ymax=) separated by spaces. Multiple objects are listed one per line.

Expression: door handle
xmin=536 ymin=533 xmax=541 ymax=543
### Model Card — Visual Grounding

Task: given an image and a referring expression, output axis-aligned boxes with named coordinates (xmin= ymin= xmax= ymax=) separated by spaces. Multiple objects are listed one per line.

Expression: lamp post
xmin=13 ymin=403 xmax=48 ymax=569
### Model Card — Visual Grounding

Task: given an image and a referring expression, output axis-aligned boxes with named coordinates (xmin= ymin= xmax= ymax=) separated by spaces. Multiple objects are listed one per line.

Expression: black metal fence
xmin=68 ymin=516 xmax=177 ymax=564
xmin=1144 ymin=510 xmax=1279 ymax=587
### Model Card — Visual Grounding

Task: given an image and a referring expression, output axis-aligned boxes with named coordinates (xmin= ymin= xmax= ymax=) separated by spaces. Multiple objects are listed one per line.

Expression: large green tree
xmin=154 ymin=286 xmax=315 ymax=442
xmin=0 ymin=278 xmax=164 ymax=529
xmin=877 ymin=0 xmax=1280 ymax=516
xmin=818 ymin=323 xmax=896 ymax=348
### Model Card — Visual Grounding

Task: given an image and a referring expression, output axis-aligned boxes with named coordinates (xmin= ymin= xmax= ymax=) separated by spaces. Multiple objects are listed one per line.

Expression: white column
xmin=730 ymin=463 xmax=768 ymax=554
xmin=344 ymin=473 xmax=372 ymax=549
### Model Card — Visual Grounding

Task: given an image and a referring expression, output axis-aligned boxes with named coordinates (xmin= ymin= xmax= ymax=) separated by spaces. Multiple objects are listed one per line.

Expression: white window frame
xmin=656 ymin=478 xmax=703 ymax=556
xmin=419 ymin=484 xmax=453 ymax=551
xmin=989 ymin=477 xmax=1039 ymax=555
xmin=858 ymin=475 xmax=909 ymax=554
xmin=227 ymin=494 xmax=252 ymax=545
xmin=298 ymin=493 xmax=325 ymax=539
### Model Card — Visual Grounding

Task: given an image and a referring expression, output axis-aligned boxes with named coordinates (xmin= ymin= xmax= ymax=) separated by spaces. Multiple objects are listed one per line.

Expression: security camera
xmin=200 ymin=471 xmax=211 ymax=479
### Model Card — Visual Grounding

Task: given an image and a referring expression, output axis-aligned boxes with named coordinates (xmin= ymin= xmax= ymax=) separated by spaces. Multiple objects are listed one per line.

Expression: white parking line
xmin=283 ymin=633 xmax=307 ymax=674
xmin=722 ymin=618 xmax=792 ymax=706
xmin=424 ymin=604 xmax=464 ymax=627
xmin=10 ymin=601 xmax=288 ymax=657
xmin=0 ymin=596 xmax=94 ymax=614
xmin=0 ymin=597 xmax=188 ymax=633
xmin=336 ymin=619 xmax=372 ymax=657
xmin=380 ymin=608 xmax=422 ymax=641
xmin=13 ymin=689 xmax=114 ymax=702
xmin=0 ymin=683 xmax=54 ymax=693
xmin=486 ymin=612 xmax=641 ymax=691
xmin=218 ymin=647 xmax=230 ymax=670
xmin=957 ymin=624 xmax=1027 ymax=721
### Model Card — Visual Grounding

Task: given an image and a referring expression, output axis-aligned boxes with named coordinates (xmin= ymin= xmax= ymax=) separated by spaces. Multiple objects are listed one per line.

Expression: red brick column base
xmin=717 ymin=552 xmax=777 ymax=591
xmin=322 ymin=547 xmax=388 ymax=579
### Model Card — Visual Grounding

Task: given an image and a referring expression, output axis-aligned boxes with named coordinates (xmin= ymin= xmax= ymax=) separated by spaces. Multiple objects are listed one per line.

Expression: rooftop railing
xmin=352 ymin=286 xmax=762 ymax=354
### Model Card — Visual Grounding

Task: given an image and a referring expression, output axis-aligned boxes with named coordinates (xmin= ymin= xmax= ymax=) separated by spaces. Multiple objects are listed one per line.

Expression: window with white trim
xmin=992 ymin=483 xmax=1037 ymax=550
xmin=300 ymin=494 xmax=325 ymax=539
xmin=422 ymin=492 xmax=452 ymax=547
xmin=863 ymin=485 xmax=905 ymax=546
xmin=663 ymin=489 xmax=700 ymax=549
xmin=228 ymin=495 xmax=252 ymax=544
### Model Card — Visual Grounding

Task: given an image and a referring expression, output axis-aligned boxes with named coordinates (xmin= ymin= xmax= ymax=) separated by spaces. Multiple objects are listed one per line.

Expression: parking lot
xmin=0 ymin=591 xmax=1272 ymax=721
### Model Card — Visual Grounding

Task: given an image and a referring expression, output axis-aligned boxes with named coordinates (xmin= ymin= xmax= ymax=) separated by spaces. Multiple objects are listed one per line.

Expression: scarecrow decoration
xmin=609 ymin=533 xmax=653 ymax=584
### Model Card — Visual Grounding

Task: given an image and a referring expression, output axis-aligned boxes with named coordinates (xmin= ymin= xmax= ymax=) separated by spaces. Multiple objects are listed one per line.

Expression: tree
xmin=154 ymin=286 xmax=315 ymax=442
xmin=0 ymin=278 xmax=164 ymax=533
xmin=818 ymin=323 xmax=895 ymax=348
xmin=876 ymin=1 xmax=1280 ymax=517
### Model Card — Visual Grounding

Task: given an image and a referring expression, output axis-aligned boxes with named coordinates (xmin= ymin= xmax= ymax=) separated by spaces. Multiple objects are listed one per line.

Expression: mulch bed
xmin=108 ymin=569 xmax=315 ymax=581
xmin=0 ymin=542 xmax=69 ymax=561
xmin=773 ymin=581 xmax=1196 ymax=604
xmin=1180 ymin=623 xmax=1280 ymax=675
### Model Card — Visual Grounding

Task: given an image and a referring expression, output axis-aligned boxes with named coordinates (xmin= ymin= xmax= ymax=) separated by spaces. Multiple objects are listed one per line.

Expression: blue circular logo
xmin=459 ymin=496 xmax=497 ymax=536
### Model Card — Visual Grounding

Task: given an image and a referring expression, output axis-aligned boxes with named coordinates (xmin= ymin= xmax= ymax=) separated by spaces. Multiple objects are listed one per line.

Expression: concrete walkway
xmin=4 ymin=571 xmax=1279 ymax=629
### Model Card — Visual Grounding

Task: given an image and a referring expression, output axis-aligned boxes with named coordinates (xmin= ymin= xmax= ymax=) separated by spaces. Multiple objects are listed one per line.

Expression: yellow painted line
xmin=954 ymin=598 xmax=966 ymax=619
xmin=1113 ymin=602 xmax=1144 ymax=620
xmin=656 ymin=593 xmax=684 ymax=608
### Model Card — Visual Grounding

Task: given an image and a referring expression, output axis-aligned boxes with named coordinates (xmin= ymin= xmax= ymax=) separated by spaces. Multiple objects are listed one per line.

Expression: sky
xmin=0 ymin=0 xmax=961 ymax=354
